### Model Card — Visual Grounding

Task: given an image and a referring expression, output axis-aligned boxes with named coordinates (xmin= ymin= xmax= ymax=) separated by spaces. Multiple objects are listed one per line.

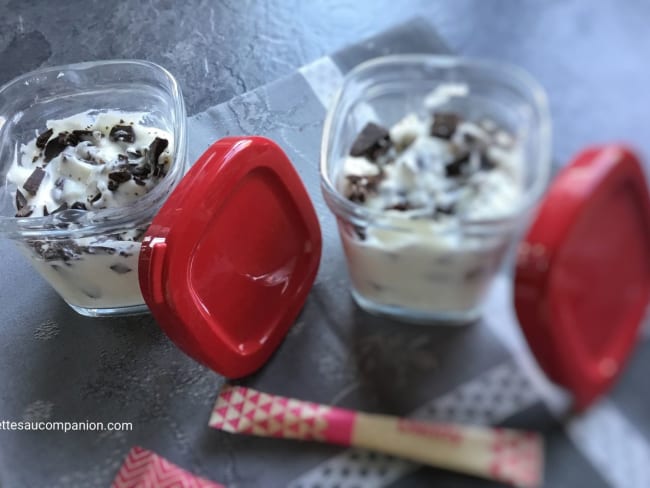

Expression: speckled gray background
xmin=1 ymin=2 xmax=650 ymax=488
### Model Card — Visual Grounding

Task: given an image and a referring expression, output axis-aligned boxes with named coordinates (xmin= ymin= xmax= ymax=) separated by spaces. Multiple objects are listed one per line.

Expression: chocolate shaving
xmin=89 ymin=192 xmax=102 ymax=204
xmin=35 ymin=128 xmax=53 ymax=149
xmin=54 ymin=177 xmax=65 ymax=190
xmin=127 ymin=150 xmax=142 ymax=159
xmin=27 ymin=239 xmax=84 ymax=262
xmin=50 ymin=202 xmax=69 ymax=214
xmin=480 ymin=152 xmax=497 ymax=171
xmin=444 ymin=152 xmax=470 ymax=177
xmin=133 ymin=178 xmax=146 ymax=186
xmin=23 ymin=167 xmax=46 ymax=195
xmin=15 ymin=190 xmax=27 ymax=211
xmin=110 ymin=263 xmax=132 ymax=274
xmin=436 ymin=203 xmax=456 ymax=215
xmin=44 ymin=132 xmax=80 ymax=162
xmin=15 ymin=206 xmax=33 ymax=218
xmin=431 ymin=112 xmax=460 ymax=139
xmin=70 ymin=202 xmax=87 ymax=210
xmin=108 ymin=170 xmax=132 ymax=184
xmin=71 ymin=130 xmax=94 ymax=142
xmin=147 ymin=137 xmax=168 ymax=168
xmin=129 ymin=164 xmax=151 ymax=178
xmin=349 ymin=123 xmax=392 ymax=160
xmin=109 ymin=125 xmax=136 ymax=143
xmin=43 ymin=205 xmax=49 ymax=216
xmin=344 ymin=171 xmax=385 ymax=204
xmin=385 ymin=201 xmax=413 ymax=211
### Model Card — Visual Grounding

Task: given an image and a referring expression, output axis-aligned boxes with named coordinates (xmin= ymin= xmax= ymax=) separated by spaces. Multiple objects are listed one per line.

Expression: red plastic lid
xmin=515 ymin=145 xmax=650 ymax=411
xmin=138 ymin=137 xmax=322 ymax=379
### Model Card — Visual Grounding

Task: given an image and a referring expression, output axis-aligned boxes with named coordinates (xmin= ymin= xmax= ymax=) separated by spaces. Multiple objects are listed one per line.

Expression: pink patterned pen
xmin=209 ymin=385 xmax=543 ymax=488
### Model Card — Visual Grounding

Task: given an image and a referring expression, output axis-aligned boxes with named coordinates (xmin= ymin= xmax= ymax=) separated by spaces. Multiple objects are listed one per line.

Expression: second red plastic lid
xmin=138 ymin=137 xmax=322 ymax=378
xmin=515 ymin=145 xmax=650 ymax=411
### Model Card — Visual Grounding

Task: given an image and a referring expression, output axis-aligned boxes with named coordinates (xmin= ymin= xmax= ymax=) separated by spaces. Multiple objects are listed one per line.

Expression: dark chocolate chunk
xmin=129 ymin=164 xmax=151 ymax=177
xmin=444 ymin=152 xmax=470 ymax=177
xmin=89 ymin=192 xmax=102 ymax=204
xmin=353 ymin=225 xmax=367 ymax=241
xmin=44 ymin=132 xmax=79 ymax=162
xmin=133 ymin=177 xmax=146 ymax=186
xmin=431 ymin=112 xmax=460 ymax=139
xmin=344 ymin=171 xmax=385 ymax=205
xmin=109 ymin=125 xmax=135 ymax=143
xmin=436 ymin=202 xmax=456 ymax=215
xmin=15 ymin=206 xmax=33 ymax=218
xmin=15 ymin=190 xmax=27 ymax=211
xmin=110 ymin=263 xmax=132 ymax=274
xmin=23 ymin=167 xmax=46 ymax=195
xmin=35 ymin=128 xmax=53 ymax=149
xmin=108 ymin=180 xmax=119 ymax=192
xmin=349 ymin=122 xmax=392 ymax=160
xmin=43 ymin=136 xmax=66 ymax=161
xmin=50 ymin=202 xmax=69 ymax=214
xmin=70 ymin=202 xmax=87 ymax=210
xmin=108 ymin=170 xmax=132 ymax=185
xmin=147 ymin=137 xmax=169 ymax=166
xmin=27 ymin=239 xmax=84 ymax=262
xmin=385 ymin=201 xmax=413 ymax=211
xmin=480 ymin=152 xmax=497 ymax=170
xmin=71 ymin=130 xmax=94 ymax=142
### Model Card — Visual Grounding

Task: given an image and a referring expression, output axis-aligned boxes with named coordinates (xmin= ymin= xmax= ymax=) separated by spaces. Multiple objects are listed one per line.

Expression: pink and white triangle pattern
xmin=111 ymin=446 xmax=224 ymax=488
xmin=489 ymin=429 xmax=543 ymax=488
xmin=210 ymin=385 xmax=332 ymax=441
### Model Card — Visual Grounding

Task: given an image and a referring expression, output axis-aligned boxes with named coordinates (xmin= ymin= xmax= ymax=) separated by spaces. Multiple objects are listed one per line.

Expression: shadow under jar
xmin=0 ymin=60 xmax=188 ymax=317
xmin=320 ymin=55 xmax=551 ymax=324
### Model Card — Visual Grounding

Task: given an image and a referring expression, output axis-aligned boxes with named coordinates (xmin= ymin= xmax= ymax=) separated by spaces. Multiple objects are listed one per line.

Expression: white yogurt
xmin=6 ymin=111 xmax=174 ymax=311
xmin=337 ymin=103 xmax=524 ymax=320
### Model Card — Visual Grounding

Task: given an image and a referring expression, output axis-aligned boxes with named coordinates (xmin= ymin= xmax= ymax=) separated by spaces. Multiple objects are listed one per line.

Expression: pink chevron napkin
xmin=210 ymin=385 xmax=543 ymax=488
xmin=111 ymin=446 xmax=224 ymax=488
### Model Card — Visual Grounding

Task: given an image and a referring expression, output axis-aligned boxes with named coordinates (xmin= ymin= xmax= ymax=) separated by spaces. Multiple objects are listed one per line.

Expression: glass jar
xmin=320 ymin=55 xmax=551 ymax=324
xmin=0 ymin=60 xmax=188 ymax=317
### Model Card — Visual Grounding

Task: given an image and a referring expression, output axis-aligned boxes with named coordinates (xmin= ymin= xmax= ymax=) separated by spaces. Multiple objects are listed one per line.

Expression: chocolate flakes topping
xmin=109 ymin=125 xmax=135 ymax=143
xmin=109 ymin=263 xmax=132 ymax=274
xmin=431 ymin=112 xmax=460 ymax=139
xmin=23 ymin=167 xmax=46 ymax=194
xmin=43 ymin=132 xmax=82 ymax=162
xmin=345 ymin=172 xmax=385 ymax=203
xmin=350 ymin=123 xmax=392 ymax=160
xmin=35 ymin=128 xmax=53 ymax=149
xmin=70 ymin=202 xmax=87 ymax=210
xmin=147 ymin=137 xmax=169 ymax=176
xmin=444 ymin=152 xmax=471 ymax=178
xmin=107 ymin=169 xmax=132 ymax=191
xmin=15 ymin=190 xmax=27 ymax=211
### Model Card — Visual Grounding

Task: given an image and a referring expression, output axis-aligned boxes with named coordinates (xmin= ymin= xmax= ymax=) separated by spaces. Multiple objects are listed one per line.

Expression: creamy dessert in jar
xmin=6 ymin=111 xmax=173 ymax=310
xmin=336 ymin=88 xmax=524 ymax=321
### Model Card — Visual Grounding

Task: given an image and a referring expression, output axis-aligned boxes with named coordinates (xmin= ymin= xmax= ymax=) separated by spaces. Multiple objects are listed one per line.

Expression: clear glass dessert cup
xmin=0 ymin=60 xmax=188 ymax=317
xmin=321 ymin=55 xmax=551 ymax=324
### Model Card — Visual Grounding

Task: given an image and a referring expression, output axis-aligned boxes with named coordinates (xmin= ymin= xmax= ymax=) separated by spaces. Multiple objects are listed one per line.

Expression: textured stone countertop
xmin=1 ymin=2 xmax=650 ymax=487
